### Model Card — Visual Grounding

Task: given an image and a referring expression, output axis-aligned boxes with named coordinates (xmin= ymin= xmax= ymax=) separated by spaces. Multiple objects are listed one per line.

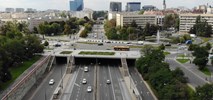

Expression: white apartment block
xmin=179 ymin=14 xmax=213 ymax=32
xmin=207 ymin=7 xmax=213 ymax=14
xmin=108 ymin=12 xmax=116 ymax=20
xmin=116 ymin=13 xmax=158 ymax=28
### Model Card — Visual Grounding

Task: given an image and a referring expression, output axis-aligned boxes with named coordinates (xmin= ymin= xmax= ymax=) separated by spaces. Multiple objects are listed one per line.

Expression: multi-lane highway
xmin=98 ymin=65 xmax=114 ymax=100
xmin=23 ymin=64 xmax=66 ymax=100
xmin=69 ymin=65 xmax=95 ymax=100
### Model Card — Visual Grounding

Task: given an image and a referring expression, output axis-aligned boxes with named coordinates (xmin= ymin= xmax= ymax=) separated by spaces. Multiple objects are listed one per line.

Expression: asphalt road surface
xmin=23 ymin=64 xmax=66 ymax=100
xmin=129 ymin=67 xmax=155 ymax=100
xmin=98 ymin=65 xmax=115 ymax=100
xmin=69 ymin=65 xmax=95 ymax=100
xmin=166 ymin=59 xmax=208 ymax=87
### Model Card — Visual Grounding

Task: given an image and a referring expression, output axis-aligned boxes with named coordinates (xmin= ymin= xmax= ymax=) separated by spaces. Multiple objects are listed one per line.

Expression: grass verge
xmin=200 ymin=67 xmax=211 ymax=76
xmin=79 ymin=51 xmax=115 ymax=55
xmin=0 ymin=56 xmax=41 ymax=90
xmin=60 ymin=51 xmax=72 ymax=54
xmin=201 ymin=37 xmax=211 ymax=43
xmin=176 ymin=59 xmax=190 ymax=63
xmin=187 ymin=85 xmax=195 ymax=99
xmin=164 ymin=51 xmax=170 ymax=56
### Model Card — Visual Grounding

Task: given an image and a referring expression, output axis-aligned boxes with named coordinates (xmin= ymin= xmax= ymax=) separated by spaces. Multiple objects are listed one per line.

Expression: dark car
xmin=165 ymin=42 xmax=171 ymax=46
xmin=98 ymin=43 xmax=103 ymax=46
xmin=55 ymin=44 xmax=61 ymax=47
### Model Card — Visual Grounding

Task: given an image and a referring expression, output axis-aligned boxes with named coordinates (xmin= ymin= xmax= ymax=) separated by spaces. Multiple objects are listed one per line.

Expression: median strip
xmin=79 ymin=51 xmax=115 ymax=55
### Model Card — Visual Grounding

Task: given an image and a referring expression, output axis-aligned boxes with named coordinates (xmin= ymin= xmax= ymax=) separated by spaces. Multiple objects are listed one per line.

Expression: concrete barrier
xmin=1 ymin=55 xmax=51 ymax=100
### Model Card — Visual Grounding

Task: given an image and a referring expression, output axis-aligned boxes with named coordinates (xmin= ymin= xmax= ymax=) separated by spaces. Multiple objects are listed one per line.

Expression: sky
xmin=0 ymin=0 xmax=212 ymax=11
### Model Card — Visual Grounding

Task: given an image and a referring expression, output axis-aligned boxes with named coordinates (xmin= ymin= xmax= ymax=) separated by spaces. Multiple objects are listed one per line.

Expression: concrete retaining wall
xmin=1 ymin=55 xmax=51 ymax=100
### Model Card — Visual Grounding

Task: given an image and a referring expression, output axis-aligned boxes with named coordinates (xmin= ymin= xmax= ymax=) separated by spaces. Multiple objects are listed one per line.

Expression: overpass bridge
xmin=44 ymin=49 xmax=141 ymax=65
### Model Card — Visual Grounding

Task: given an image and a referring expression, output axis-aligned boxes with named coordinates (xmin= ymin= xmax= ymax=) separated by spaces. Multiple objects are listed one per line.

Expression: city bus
xmin=114 ymin=46 xmax=130 ymax=51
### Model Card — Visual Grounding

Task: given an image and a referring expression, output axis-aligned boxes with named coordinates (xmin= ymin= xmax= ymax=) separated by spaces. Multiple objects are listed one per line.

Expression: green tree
xmin=63 ymin=24 xmax=71 ymax=35
xmin=79 ymin=29 xmax=88 ymax=38
xmin=193 ymin=46 xmax=209 ymax=58
xmin=139 ymin=10 xmax=145 ymax=14
xmin=140 ymin=44 xmax=155 ymax=55
xmin=211 ymin=59 xmax=213 ymax=66
xmin=33 ymin=27 xmax=38 ymax=34
xmin=158 ymin=44 xmax=165 ymax=50
xmin=127 ymin=27 xmax=135 ymax=40
xmin=77 ymin=18 xmax=86 ymax=25
xmin=51 ymin=23 xmax=61 ymax=35
xmin=172 ymin=68 xmax=188 ymax=83
xmin=194 ymin=84 xmax=213 ymax=100
xmin=175 ymin=18 xmax=180 ymax=31
xmin=38 ymin=23 xmax=46 ymax=39
xmin=163 ymin=14 xmax=179 ymax=29
xmin=206 ymin=42 xmax=212 ymax=50
xmin=143 ymin=23 xmax=150 ymax=36
xmin=193 ymin=57 xmax=208 ymax=70
xmin=189 ymin=16 xmax=213 ymax=37
xmin=130 ymin=20 xmax=137 ymax=28
xmin=43 ymin=41 xmax=49 ymax=46
xmin=188 ymin=44 xmax=198 ymax=51
xmin=192 ymin=46 xmax=209 ymax=70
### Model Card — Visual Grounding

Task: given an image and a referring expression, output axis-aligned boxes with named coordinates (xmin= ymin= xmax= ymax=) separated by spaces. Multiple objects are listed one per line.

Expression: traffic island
xmin=79 ymin=51 xmax=115 ymax=55
xmin=60 ymin=51 xmax=73 ymax=54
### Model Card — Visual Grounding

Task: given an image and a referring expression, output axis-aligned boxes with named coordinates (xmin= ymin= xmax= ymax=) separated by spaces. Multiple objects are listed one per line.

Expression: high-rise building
xmin=110 ymin=2 xmax=122 ymax=12
xmin=70 ymin=0 xmax=84 ymax=11
xmin=163 ymin=0 xmax=166 ymax=10
xmin=16 ymin=8 xmax=25 ymax=13
xmin=5 ymin=8 xmax=15 ymax=13
xmin=126 ymin=2 xmax=141 ymax=12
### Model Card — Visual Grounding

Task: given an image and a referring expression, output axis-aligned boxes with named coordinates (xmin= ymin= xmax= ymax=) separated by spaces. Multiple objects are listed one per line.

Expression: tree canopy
xmin=0 ymin=21 xmax=44 ymax=89
xmin=189 ymin=15 xmax=213 ymax=37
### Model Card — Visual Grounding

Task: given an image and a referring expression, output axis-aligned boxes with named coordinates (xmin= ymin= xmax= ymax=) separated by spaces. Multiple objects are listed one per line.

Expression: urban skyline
xmin=0 ymin=0 xmax=212 ymax=11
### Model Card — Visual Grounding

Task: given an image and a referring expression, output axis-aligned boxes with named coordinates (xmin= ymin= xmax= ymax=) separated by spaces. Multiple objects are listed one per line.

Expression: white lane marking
xmin=75 ymin=83 xmax=80 ymax=87
xmin=108 ymin=65 xmax=116 ymax=100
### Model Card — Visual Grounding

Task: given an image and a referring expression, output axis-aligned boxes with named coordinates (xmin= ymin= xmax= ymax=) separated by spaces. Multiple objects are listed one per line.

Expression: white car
xmin=82 ymin=78 xmax=87 ymax=84
xmin=87 ymin=86 xmax=92 ymax=92
xmin=49 ymin=79 xmax=55 ymax=85
xmin=84 ymin=67 xmax=88 ymax=72
xmin=106 ymin=80 xmax=111 ymax=84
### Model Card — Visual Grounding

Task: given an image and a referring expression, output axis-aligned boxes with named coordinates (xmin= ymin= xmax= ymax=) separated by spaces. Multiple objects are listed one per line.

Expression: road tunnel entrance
xmin=55 ymin=57 xmax=67 ymax=64
xmin=74 ymin=57 xmax=121 ymax=66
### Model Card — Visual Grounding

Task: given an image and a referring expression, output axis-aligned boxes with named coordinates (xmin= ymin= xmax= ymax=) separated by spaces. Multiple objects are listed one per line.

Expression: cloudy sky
xmin=0 ymin=0 xmax=212 ymax=11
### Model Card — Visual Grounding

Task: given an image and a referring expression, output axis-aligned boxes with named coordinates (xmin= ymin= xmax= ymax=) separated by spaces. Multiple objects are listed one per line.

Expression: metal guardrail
xmin=1 ymin=55 xmax=50 ymax=100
